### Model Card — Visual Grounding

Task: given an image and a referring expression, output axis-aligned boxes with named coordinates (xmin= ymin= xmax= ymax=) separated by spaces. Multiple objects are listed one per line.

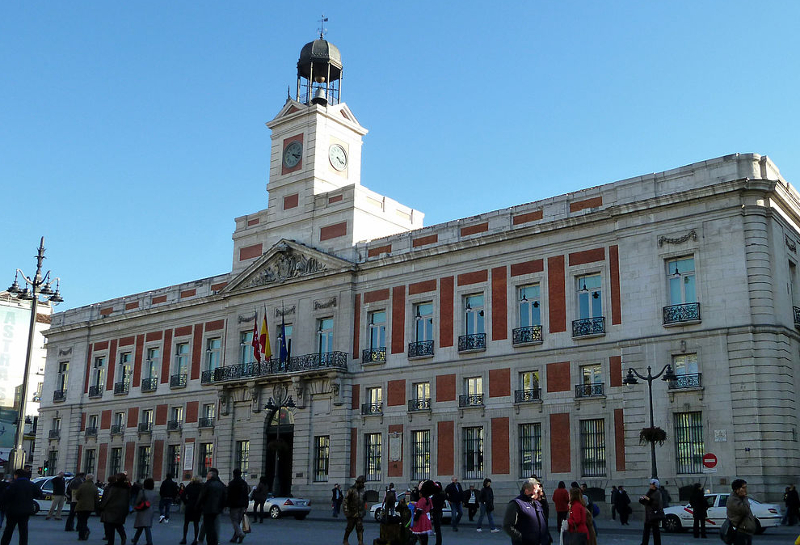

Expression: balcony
xmin=514 ymin=388 xmax=542 ymax=404
xmin=200 ymin=352 xmax=348 ymax=385
xmin=512 ymin=326 xmax=543 ymax=346
xmin=137 ymin=422 xmax=152 ymax=434
xmin=362 ymin=348 xmax=386 ymax=364
xmin=572 ymin=317 xmax=605 ymax=338
xmin=663 ymin=302 xmax=701 ymax=325
xmin=361 ymin=403 xmax=383 ymax=416
xmin=48 ymin=429 xmax=60 ymax=439
xmin=458 ymin=394 xmax=484 ymax=408
xmin=110 ymin=424 xmax=124 ymax=436
xmin=85 ymin=427 xmax=98 ymax=438
xmin=170 ymin=374 xmax=187 ymax=389
xmin=53 ymin=390 xmax=66 ymax=402
xmin=113 ymin=381 xmax=130 ymax=395
xmin=198 ymin=417 xmax=215 ymax=428
xmin=141 ymin=377 xmax=158 ymax=392
xmin=458 ymin=333 xmax=486 ymax=352
xmin=668 ymin=373 xmax=702 ymax=390
xmin=88 ymin=385 xmax=102 ymax=398
xmin=575 ymin=382 xmax=605 ymax=398
xmin=167 ymin=420 xmax=182 ymax=432
xmin=794 ymin=306 xmax=800 ymax=329
xmin=408 ymin=340 xmax=434 ymax=359
xmin=408 ymin=398 xmax=431 ymax=412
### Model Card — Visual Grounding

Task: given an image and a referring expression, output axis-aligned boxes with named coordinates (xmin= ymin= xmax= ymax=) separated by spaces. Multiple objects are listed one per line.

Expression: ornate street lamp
xmin=623 ymin=364 xmax=677 ymax=479
xmin=6 ymin=237 xmax=63 ymax=475
xmin=264 ymin=384 xmax=295 ymax=495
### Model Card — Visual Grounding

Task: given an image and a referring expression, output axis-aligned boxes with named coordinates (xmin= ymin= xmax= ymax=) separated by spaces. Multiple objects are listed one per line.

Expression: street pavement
xmin=12 ymin=510 xmax=799 ymax=545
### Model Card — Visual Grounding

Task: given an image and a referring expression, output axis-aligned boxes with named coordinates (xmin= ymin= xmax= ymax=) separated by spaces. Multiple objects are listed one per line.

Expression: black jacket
xmin=0 ymin=477 xmax=42 ymax=517
xmin=52 ymin=476 xmax=66 ymax=496
xmin=160 ymin=478 xmax=179 ymax=500
xmin=183 ymin=481 xmax=204 ymax=519
xmin=227 ymin=476 xmax=250 ymax=509
xmin=198 ymin=477 xmax=227 ymax=515
xmin=689 ymin=488 xmax=707 ymax=516
xmin=445 ymin=482 xmax=463 ymax=505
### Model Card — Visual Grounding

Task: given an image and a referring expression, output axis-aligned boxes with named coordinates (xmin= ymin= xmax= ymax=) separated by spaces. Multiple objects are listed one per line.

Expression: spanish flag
xmin=260 ymin=308 xmax=272 ymax=360
xmin=251 ymin=312 xmax=261 ymax=363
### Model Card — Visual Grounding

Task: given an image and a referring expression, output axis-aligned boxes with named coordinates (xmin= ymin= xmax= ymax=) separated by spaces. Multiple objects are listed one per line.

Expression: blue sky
xmin=2 ymin=1 xmax=798 ymax=311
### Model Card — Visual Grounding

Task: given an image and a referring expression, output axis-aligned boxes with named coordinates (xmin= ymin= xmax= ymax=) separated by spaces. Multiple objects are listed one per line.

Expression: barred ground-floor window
xmin=84 ymin=449 xmax=96 ymax=475
xmin=199 ymin=443 xmax=213 ymax=478
xmin=365 ymin=433 xmax=382 ymax=481
xmin=674 ymin=411 xmax=704 ymax=473
xmin=519 ymin=423 xmax=542 ymax=478
xmin=235 ymin=440 xmax=250 ymax=476
xmin=580 ymin=418 xmax=606 ymax=477
xmin=109 ymin=447 xmax=122 ymax=476
xmin=137 ymin=446 xmax=151 ymax=481
xmin=411 ymin=430 xmax=431 ymax=481
xmin=463 ymin=426 xmax=483 ymax=480
xmin=167 ymin=444 xmax=181 ymax=478
xmin=314 ymin=436 xmax=330 ymax=482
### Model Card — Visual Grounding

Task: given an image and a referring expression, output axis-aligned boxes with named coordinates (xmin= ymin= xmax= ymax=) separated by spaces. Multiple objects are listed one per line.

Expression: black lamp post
xmin=6 ymin=237 xmax=63 ymax=475
xmin=623 ymin=364 xmax=677 ymax=479
xmin=264 ymin=384 xmax=295 ymax=495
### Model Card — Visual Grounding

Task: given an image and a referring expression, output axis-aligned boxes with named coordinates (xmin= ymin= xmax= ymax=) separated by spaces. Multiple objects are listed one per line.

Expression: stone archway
xmin=263 ymin=406 xmax=294 ymax=496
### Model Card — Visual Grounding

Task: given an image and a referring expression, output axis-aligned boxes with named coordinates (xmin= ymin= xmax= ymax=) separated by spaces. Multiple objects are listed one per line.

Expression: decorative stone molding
xmin=786 ymin=235 xmax=797 ymax=253
xmin=58 ymin=347 xmax=73 ymax=356
xmin=332 ymin=380 xmax=342 ymax=405
xmin=658 ymin=229 xmax=697 ymax=247
xmin=238 ymin=313 xmax=257 ymax=324
xmin=249 ymin=384 xmax=261 ymax=413
xmin=218 ymin=389 xmax=230 ymax=416
xmin=245 ymin=248 xmax=327 ymax=288
xmin=275 ymin=305 xmax=296 ymax=318
xmin=314 ymin=297 xmax=337 ymax=310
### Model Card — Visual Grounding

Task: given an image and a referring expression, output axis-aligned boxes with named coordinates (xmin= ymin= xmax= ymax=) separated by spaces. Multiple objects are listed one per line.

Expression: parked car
xmin=369 ymin=500 xmax=453 ymax=523
xmin=32 ymin=475 xmax=73 ymax=515
xmin=248 ymin=495 xmax=311 ymax=520
xmin=662 ymin=492 xmax=781 ymax=534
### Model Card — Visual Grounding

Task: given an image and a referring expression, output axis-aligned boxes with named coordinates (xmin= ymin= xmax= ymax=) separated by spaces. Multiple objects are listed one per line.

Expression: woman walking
xmin=567 ymin=487 xmax=589 ymax=545
xmin=181 ymin=477 xmax=203 ymax=544
xmin=410 ymin=481 xmax=436 ymax=545
xmin=475 ymin=478 xmax=500 ymax=533
xmin=100 ymin=473 xmax=131 ymax=545
xmin=251 ymin=476 xmax=269 ymax=523
xmin=132 ymin=478 xmax=158 ymax=545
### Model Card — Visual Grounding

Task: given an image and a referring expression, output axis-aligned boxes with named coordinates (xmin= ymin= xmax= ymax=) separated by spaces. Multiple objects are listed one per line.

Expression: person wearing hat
xmin=638 ymin=478 xmax=663 ymax=545
xmin=342 ymin=475 xmax=367 ymax=545
xmin=726 ymin=479 xmax=756 ymax=544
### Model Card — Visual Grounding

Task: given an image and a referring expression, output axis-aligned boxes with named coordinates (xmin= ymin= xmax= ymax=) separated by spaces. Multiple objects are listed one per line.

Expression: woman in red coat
xmin=552 ymin=481 xmax=571 ymax=531
xmin=567 ymin=487 xmax=589 ymax=545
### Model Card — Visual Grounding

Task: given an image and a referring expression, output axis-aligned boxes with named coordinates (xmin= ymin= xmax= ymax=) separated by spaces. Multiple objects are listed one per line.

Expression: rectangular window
xmin=367 ymin=387 xmax=383 ymax=406
xmin=411 ymin=430 xmax=431 ymax=481
xmin=202 ymin=403 xmax=216 ymax=419
xmin=109 ymin=447 xmax=122 ymax=476
xmin=57 ymin=361 xmax=69 ymax=391
xmin=205 ymin=338 xmax=221 ymax=371
xmin=414 ymin=303 xmax=434 ymax=342
xmin=137 ymin=446 xmax=151 ymax=480
xmin=518 ymin=285 xmax=541 ymax=327
xmin=465 ymin=376 xmax=483 ymax=396
xmin=673 ymin=353 xmax=698 ymax=376
xmin=235 ymin=440 xmax=250 ymax=476
xmin=171 ymin=406 xmax=183 ymax=423
xmin=667 ymin=257 xmax=696 ymax=304
xmin=118 ymin=352 xmax=132 ymax=385
xmin=199 ymin=443 xmax=214 ymax=477
xmin=413 ymin=382 xmax=430 ymax=400
xmin=364 ymin=433 xmax=382 ymax=481
xmin=463 ymin=427 xmax=484 ymax=480
xmin=317 ymin=318 xmax=334 ymax=355
xmin=145 ymin=347 xmax=160 ymax=379
xmin=313 ymin=436 xmax=330 ymax=482
xmin=47 ymin=450 xmax=58 ymax=476
xmin=368 ymin=311 xmax=386 ymax=350
xmin=577 ymin=274 xmax=603 ymax=319
xmin=84 ymin=449 xmax=96 ymax=475
xmin=674 ymin=411 xmax=704 ymax=474
xmin=141 ymin=409 xmax=153 ymax=425
xmin=580 ymin=419 xmax=606 ymax=477
xmin=519 ymin=423 xmax=542 ymax=478
xmin=167 ymin=445 xmax=181 ymax=478
xmin=580 ymin=364 xmax=602 ymax=385
xmin=240 ymin=330 xmax=255 ymax=365
xmin=92 ymin=356 xmax=105 ymax=388
xmin=464 ymin=294 xmax=485 ymax=334
xmin=175 ymin=342 xmax=189 ymax=375
xmin=88 ymin=414 xmax=98 ymax=430
xmin=520 ymin=371 xmax=539 ymax=392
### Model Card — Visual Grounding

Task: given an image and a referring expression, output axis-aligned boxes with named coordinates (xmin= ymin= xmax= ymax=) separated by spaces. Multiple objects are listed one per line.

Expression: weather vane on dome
xmin=318 ymin=15 xmax=328 ymax=39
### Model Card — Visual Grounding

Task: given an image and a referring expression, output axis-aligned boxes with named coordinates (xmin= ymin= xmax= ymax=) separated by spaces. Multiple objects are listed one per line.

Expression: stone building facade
xmin=34 ymin=38 xmax=800 ymax=504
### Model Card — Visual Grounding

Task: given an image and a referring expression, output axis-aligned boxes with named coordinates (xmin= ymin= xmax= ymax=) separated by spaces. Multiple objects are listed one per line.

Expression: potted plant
xmin=639 ymin=426 xmax=667 ymax=446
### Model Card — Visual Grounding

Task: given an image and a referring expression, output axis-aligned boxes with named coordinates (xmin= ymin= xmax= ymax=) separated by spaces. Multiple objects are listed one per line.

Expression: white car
xmin=248 ymin=496 xmax=311 ymax=520
xmin=32 ymin=476 xmax=72 ymax=515
xmin=662 ymin=492 xmax=781 ymax=534
xmin=370 ymin=500 xmax=453 ymax=523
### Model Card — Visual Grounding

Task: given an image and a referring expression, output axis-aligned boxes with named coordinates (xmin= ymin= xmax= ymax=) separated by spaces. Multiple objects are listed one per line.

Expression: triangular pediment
xmin=270 ymin=98 xmax=307 ymax=123
xmin=223 ymin=239 xmax=355 ymax=293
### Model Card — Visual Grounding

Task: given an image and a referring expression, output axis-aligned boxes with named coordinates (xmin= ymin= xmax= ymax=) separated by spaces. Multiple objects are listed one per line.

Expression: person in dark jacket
xmin=251 ymin=476 xmax=269 ymax=522
xmin=159 ymin=473 xmax=179 ymax=523
xmin=726 ymin=479 xmax=756 ymax=545
xmin=476 ymin=478 xmax=499 ymax=532
xmin=227 ymin=469 xmax=250 ymax=543
xmin=445 ymin=476 xmax=464 ymax=531
xmin=46 ymin=472 xmax=67 ymax=520
xmin=464 ymin=484 xmax=479 ymax=521
xmin=503 ymin=478 xmax=549 ymax=545
xmin=197 ymin=468 xmax=227 ymax=545
xmin=787 ymin=484 xmax=800 ymax=526
xmin=331 ymin=483 xmax=343 ymax=518
xmin=0 ymin=475 xmax=10 ymax=530
xmin=430 ymin=481 xmax=446 ymax=545
xmin=65 ymin=472 xmax=85 ymax=531
xmin=615 ymin=485 xmax=631 ymax=525
xmin=132 ymin=478 xmax=158 ymax=545
xmin=0 ymin=469 xmax=42 ymax=545
xmin=689 ymin=483 xmax=708 ymax=538
xmin=181 ymin=476 xmax=203 ymax=545
xmin=74 ymin=474 xmax=99 ymax=541
xmin=639 ymin=479 xmax=663 ymax=545
xmin=100 ymin=473 xmax=132 ymax=545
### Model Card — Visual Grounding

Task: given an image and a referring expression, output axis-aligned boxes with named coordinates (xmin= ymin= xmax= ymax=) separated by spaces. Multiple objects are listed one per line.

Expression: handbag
xmin=719 ymin=518 xmax=736 ymax=544
xmin=134 ymin=499 xmax=151 ymax=511
xmin=242 ymin=513 xmax=251 ymax=534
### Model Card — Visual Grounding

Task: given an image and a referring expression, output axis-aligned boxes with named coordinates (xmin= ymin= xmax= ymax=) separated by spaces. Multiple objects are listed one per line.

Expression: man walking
xmin=342 ymin=475 xmax=367 ymax=545
xmin=227 ymin=468 xmax=250 ymax=543
xmin=610 ymin=485 xmax=618 ymax=520
xmin=503 ymin=477 xmax=549 ymax=545
xmin=159 ymin=472 xmax=179 ymax=523
xmin=689 ymin=483 xmax=708 ymax=538
xmin=197 ymin=468 xmax=227 ymax=545
xmin=726 ymin=479 xmax=756 ymax=545
xmin=639 ymin=478 xmax=663 ymax=545
xmin=615 ymin=485 xmax=631 ymax=525
xmin=74 ymin=473 xmax=99 ymax=541
xmin=331 ymin=483 xmax=343 ymax=517
xmin=65 ymin=472 xmax=85 ymax=531
xmin=46 ymin=471 xmax=66 ymax=520
xmin=0 ymin=469 xmax=42 ymax=545
xmin=445 ymin=476 xmax=464 ymax=531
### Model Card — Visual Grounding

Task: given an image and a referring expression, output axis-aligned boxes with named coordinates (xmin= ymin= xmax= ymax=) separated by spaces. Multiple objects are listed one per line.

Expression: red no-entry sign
xmin=702 ymin=453 xmax=718 ymax=468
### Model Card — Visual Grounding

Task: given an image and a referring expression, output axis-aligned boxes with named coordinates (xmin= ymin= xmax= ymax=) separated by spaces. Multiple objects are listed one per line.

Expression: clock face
xmin=283 ymin=141 xmax=303 ymax=168
xmin=329 ymin=144 xmax=348 ymax=171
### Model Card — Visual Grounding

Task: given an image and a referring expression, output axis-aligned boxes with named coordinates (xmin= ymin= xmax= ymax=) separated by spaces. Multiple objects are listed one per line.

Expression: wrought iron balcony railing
xmin=198 ymin=417 xmax=215 ymax=428
xmin=408 ymin=340 xmax=434 ymax=358
xmin=408 ymin=398 xmax=431 ymax=412
xmin=362 ymin=348 xmax=386 ymax=364
xmin=200 ymin=352 xmax=348 ymax=385
xmin=170 ymin=374 xmax=187 ymax=389
xmin=512 ymin=326 xmax=543 ymax=345
xmin=85 ymin=427 xmax=98 ymax=437
xmin=110 ymin=424 xmax=124 ymax=436
xmin=663 ymin=302 xmax=701 ymax=325
xmin=794 ymin=306 xmax=800 ymax=328
xmin=514 ymin=388 xmax=542 ymax=403
xmin=53 ymin=390 xmax=66 ymax=402
xmin=575 ymin=382 xmax=605 ymax=398
xmin=458 ymin=333 xmax=486 ymax=352
xmin=137 ymin=422 xmax=152 ymax=433
xmin=48 ymin=429 xmax=60 ymax=439
xmin=668 ymin=373 xmax=702 ymax=390
xmin=167 ymin=420 xmax=182 ymax=431
xmin=88 ymin=385 xmax=102 ymax=398
xmin=458 ymin=394 xmax=484 ymax=407
xmin=572 ymin=317 xmax=606 ymax=337
xmin=113 ymin=381 xmax=130 ymax=395
xmin=141 ymin=377 xmax=158 ymax=392
xmin=361 ymin=403 xmax=383 ymax=416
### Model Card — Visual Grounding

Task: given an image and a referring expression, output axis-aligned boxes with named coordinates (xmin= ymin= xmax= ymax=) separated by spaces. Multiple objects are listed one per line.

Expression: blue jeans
xmin=476 ymin=504 xmax=495 ymax=530
xmin=159 ymin=498 xmax=173 ymax=520
xmin=450 ymin=503 xmax=463 ymax=529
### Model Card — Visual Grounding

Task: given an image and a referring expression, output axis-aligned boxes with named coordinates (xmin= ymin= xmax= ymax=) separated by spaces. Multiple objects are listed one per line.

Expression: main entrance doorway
xmin=263 ymin=406 xmax=294 ymax=496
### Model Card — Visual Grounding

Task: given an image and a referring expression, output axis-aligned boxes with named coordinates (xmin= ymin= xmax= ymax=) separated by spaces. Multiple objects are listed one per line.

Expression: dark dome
xmin=298 ymin=39 xmax=342 ymax=81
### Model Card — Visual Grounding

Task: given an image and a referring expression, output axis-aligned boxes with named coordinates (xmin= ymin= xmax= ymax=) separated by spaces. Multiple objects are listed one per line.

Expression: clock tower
xmin=231 ymin=37 xmax=423 ymax=272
